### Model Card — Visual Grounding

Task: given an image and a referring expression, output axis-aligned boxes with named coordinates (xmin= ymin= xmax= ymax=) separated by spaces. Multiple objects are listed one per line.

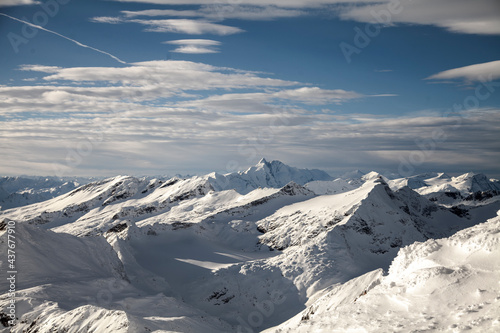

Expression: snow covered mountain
xmin=1 ymin=160 xmax=499 ymax=332
xmin=208 ymin=158 xmax=333 ymax=194
xmin=264 ymin=210 xmax=500 ymax=333
xmin=0 ymin=176 xmax=94 ymax=211
xmin=388 ymin=172 xmax=500 ymax=206
xmin=389 ymin=172 xmax=500 ymax=195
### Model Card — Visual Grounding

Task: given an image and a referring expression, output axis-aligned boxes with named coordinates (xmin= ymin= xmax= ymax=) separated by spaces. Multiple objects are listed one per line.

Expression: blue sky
xmin=0 ymin=0 xmax=499 ymax=178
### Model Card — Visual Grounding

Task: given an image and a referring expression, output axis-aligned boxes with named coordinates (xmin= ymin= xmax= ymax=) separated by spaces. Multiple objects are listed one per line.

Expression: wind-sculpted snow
xmin=1 ymin=161 xmax=500 ymax=332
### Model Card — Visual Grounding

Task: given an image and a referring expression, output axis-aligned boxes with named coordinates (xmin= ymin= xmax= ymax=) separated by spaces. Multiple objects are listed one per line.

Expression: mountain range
xmin=1 ymin=160 xmax=499 ymax=332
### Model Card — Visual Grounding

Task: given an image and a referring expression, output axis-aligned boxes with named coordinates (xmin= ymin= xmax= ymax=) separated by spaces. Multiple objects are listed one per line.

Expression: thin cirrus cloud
xmin=339 ymin=0 xmax=500 ymax=35
xmin=91 ymin=16 xmax=244 ymax=35
xmin=426 ymin=60 xmax=500 ymax=82
xmin=163 ymin=39 xmax=221 ymax=54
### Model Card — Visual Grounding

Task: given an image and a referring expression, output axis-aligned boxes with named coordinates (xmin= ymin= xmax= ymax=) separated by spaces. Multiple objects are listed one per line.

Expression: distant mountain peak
xmin=257 ymin=157 xmax=269 ymax=164
xmin=209 ymin=159 xmax=332 ymax=194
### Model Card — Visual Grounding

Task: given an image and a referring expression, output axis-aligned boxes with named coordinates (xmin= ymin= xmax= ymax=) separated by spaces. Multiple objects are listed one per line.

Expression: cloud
xmin=92 ymin=16 xmax=244 ymax=35
xmin=108 ymin=0 xmax=500 ymax=35
xmin=0 ymin=0 xmax=37 ymax=7
xmin=165 ymin=39 xmax=221 ymax=46
xmin=426 ymin=60 xmax=500 ymax=82
xmin=19 ymin=60 xmax=297 ymax=92
xmin=178 ymin=87 xmax=366 ymax=113
xmin=110 ymin=0 xmax=373 ymax=8
xmin=133 ymin=18 xmax=243 ymax=35
xmin=2 ymin=105 xmax=499 ymax=177
xmin=273 ymin=87 xmax=363 ymax=104
xmin=90 ymin=16 xmax=124 ymax=24
xmin=339 ymin=0 xmax=500 ymax=35
xmin=164 ymin=39 xmax=221 ymax=54
xmin=121 ymin=5 xmax=306 ymax=21
xmin=168 ymin=46 xmax=218 ymax=54
xmin=0 ymin=58 xmax=403 ymax=176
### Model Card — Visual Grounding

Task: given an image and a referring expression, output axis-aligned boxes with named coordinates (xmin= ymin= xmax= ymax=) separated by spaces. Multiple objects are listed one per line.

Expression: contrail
xmin=0 ymin=13 xmax=127 ymax=65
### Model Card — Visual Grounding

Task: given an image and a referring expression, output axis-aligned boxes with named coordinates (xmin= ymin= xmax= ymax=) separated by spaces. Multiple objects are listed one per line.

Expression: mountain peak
xmin=257 ymin=157 xmax=269 ymax=165
xmin=209 ymin=159 xmax=332 ymax=194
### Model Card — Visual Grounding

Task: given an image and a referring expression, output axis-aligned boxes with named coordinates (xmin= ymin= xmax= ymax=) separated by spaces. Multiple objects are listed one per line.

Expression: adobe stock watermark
xmin=340 ymin=0 xmax=404 ymax=64
xmin=398 ymin=75 xmax=500 ymax=177
xmin=4 ymin=220 xmax=17 ymax=327
xmin=6 ymin=0 xmax=71 ymax=53
xmin=236 ymin=289 xmax=286 ymax=333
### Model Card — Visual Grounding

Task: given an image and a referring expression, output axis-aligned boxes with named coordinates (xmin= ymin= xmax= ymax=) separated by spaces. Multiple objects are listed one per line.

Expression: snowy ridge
xmin=389 ymin=172 xmax=500 ymax=195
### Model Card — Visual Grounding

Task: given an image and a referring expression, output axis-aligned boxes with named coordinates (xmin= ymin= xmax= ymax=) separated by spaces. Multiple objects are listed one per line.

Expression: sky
xmin=0 ymin=0 xmax=499 ymax=178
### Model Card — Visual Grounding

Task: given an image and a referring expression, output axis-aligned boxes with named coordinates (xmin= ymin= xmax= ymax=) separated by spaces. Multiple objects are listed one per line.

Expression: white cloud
xmin=178 ymin=87 xmax=366 ymax=113
xmin=5 ymin=58 xmax=498 ymax=178
xmin=110 ymin=0 xmax=375 ymax=8
xmin=91 ymin=16 xmax=244 ymax=35
xmin=19 ymin=60 xmax=297 ymax=91
xmin=133 ymin=18 xmax=243 ymax=35
xmin=426 ymin=60 xmax=500 ymax=82
xmin=273 ymin=87 xmax=363 ymax=104
xmin=0 ymin=0 xmax=37 ymax=7
xmin=121 ymin=5 xmax=306 ymax=21
xmin=339 ymin=0 xmax=500 ymax=35
xmin=0 ymin=59 xmax=398 ymax=177
xmin=164 ymin=39 xmax=221 ymax=54
xmin=165 ymin=39 xmax=221 ymax=46
xmin=2 ymin=105 xmax=499 ymax=177
xmin=90 ymin=16 xmax=124 ymax=24
xmin=170 ymin=46 xmax=219 ymax=54
xmin=108 ymin=0 xmax=500 ymax=35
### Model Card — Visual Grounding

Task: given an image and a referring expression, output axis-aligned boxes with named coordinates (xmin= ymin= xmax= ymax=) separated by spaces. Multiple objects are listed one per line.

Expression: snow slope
xmin=0 ymin=223 xmax=233 ymax=333
xmin=264 ymin=211 xmax=500 ymax=333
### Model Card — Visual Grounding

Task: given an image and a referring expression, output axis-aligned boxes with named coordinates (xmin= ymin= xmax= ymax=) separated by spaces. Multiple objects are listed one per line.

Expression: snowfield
xmin=1 ymin=160 xmax=499 ymax=332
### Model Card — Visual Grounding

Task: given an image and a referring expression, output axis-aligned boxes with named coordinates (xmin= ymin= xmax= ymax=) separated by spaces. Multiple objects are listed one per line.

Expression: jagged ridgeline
xmin=1 ymin=160 xmax=499 ymax=332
